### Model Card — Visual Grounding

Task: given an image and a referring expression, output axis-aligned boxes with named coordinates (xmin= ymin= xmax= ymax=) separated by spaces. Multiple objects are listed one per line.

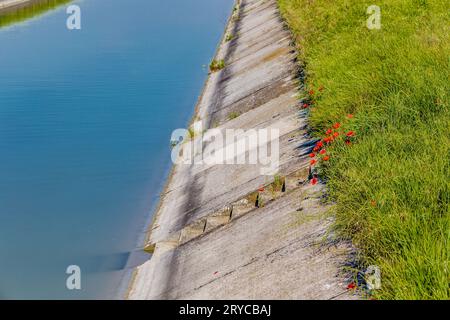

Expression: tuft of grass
xmin=232 ymin=4 xmax=240 ymax=21
xmin=247 ymin=191 xmax=259 ymax=207
xmin=225 ymin=33 xmax=234 ymax=42
xmin=0 ymin=0 xmax=72 ymax=28
xmin=279 ymin=0 xmax=449 ymax=299
xmin=209 ymin=59 xmax=226 ymax=72
xmin=187 ymin=127 xmax=196 ymax=140
xmin=272 ymin=175 xmax=285 ymax=192
xmin=227 ymin=111 xmax=240 ymax=120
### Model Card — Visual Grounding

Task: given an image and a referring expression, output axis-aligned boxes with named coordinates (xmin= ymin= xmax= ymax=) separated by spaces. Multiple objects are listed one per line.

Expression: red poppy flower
xmin=346 ymin=131 xmax=355 ymax=137
xmin=347 ymin=282 xmax=356 ymax=290
xmin=316 ymin=141 xmax=323 ymax=148
xmin=308 ymin=89 xmax=315 ymax=96
xmin=309 ymin=153 xmax=315 ymax=158
xmin=333 ymin=132 xmax=339 ymax=138
xmin=326 ymin=129 xmax=332 ymax=135
xmin=313 ymin=146 xmax=320 ymax=152
xmin=311 ymin=177 xmax=318 ymax=185
xmin=323 ymin=156 xmax=330 ymax=161
xmin=319 ymin=149 xmax=326 ymax=155
xmin=347 ymin=114 xmax=354 ymax=119
xmin=345 ymin=139 xmax=351 ymax=145
xmin=333 ymin=123 xmax=341 ymax=129
xmin=302 ymin=103 xmax=309 ymax=109
xmin=310 ymin=159 xmax=317 ymax=166
xmin=324 ymin=137 xmax=332 ymax=144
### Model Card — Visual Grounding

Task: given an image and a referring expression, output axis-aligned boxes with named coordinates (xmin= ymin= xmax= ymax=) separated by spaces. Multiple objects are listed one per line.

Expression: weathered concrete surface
xmin=0 ymin=0 xmax=68 ymax=15
xmin=132 ymin=185 xmax=354 ymax=299
xmin=147 ymin=0 xmax=302 ymax=246
xmin=128 ymin=0 xmax=355 ymax=300
xmin=0 ymin=0 xmax=34 ymax=12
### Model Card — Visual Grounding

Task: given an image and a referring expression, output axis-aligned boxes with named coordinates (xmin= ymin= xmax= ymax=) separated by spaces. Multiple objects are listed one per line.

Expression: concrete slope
xmin=151 ymin=186 xmax=353 ymax=299
xmin=148 ymin=0 xmax=300 ymax=246
xmin=128 ymin=0 xmax=355 ymax=300
xmin=0 ymin=0 xmax=42 ymax=12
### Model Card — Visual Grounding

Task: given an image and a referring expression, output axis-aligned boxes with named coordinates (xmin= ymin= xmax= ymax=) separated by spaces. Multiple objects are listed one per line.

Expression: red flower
xmin=310 ymin=159 xmax=317 ymax=166
xmin=347 ymin=114 xmax=354 ymax=119
xmin=333 ymin=122 xmax=341 ymax=129
xmin=302 ymin=103 xmax=309 ymax=109
xmin=319 ymin=149 xmax=326 ymax=155
xmin=345 ymin=139 xmax=352 ymax=145
xmin=309 ymin=153 xmax=315 ymax=158
xmin=311 ymin=177 xmax=318 ymax=185
xmin=347 ymin=282 xmax=356 ymax=290
xmin=316 ymin=141 xmax=323 ymax=148
xmin=326 ymin=129 xmax=332 ymax=135
xmin=324 ymin=137 xmax=332 ymax=144
xmin=333 ymin=132 xmax=339 ymax=138
xmin=323 ymin=156 xmax=330 ymax=161
xmin=308 ymin=89 xmax=315 ymax=96
xmin=346 ymin=131 xmax=355 ymax=137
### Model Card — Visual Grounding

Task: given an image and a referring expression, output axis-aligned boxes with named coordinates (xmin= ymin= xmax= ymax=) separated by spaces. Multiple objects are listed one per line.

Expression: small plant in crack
xmin=209 ymin=59 xmax=225 ymax=72
xmin=227 ymin=111 xmax=240 ymax=120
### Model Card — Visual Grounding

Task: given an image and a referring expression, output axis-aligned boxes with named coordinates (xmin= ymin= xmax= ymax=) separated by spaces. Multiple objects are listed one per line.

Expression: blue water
xmin=0 ymin=0 xmax=233 ymax=299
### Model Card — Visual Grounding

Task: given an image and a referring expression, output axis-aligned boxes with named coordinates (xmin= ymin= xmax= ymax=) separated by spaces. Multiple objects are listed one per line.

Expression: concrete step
xmin=144 ymin=167 xmax=310 ymax=254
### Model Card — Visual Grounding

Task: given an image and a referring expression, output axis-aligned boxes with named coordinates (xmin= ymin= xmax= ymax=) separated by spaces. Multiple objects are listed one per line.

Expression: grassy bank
xmin=0 ymin=0 xmax=71 ymax=28
xmin=278 ymin=0 xmax=449 ymax=299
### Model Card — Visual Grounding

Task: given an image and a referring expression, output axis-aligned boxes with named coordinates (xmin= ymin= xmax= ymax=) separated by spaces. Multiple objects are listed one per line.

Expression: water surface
xmin=0 ymin=0 xmax=233 ymax=299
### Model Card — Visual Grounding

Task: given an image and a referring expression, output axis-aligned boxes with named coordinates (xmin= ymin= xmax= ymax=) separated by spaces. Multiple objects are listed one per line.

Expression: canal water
xmin=0 ymin=0 xmax=233 ymax=299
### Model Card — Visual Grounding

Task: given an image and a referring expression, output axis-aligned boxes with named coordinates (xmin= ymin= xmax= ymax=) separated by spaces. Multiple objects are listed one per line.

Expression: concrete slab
xmin=128 ymin=0 xmax=356 ymax=300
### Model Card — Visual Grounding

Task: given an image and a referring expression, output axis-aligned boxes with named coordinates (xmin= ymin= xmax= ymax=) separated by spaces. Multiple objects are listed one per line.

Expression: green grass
xmin=272 ymin=174 xmax=284 ymax=192
xmin=209 ymin=59 xmax=226 ymax=72
xmin=187 ymin=127 xmax=196 ymax=140
xmin=0 ymin=0 xmax=71 ymax=28
xmin=227 ymin=111 xmax=240 ymax=120
xmin=225 ymin=33 xmax=234 ymax=42
xmin=278 ymin=0 xmax=449 ymax=299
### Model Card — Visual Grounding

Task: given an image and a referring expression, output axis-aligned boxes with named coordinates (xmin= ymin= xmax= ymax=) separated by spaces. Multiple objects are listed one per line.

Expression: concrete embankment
xmin=128 ymin=0 xmax=356 ymax=300
xmin=0 ymin=0 xmax=33 ymax=12
xmin=0 ymin=0 xmax=68 ymax=14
